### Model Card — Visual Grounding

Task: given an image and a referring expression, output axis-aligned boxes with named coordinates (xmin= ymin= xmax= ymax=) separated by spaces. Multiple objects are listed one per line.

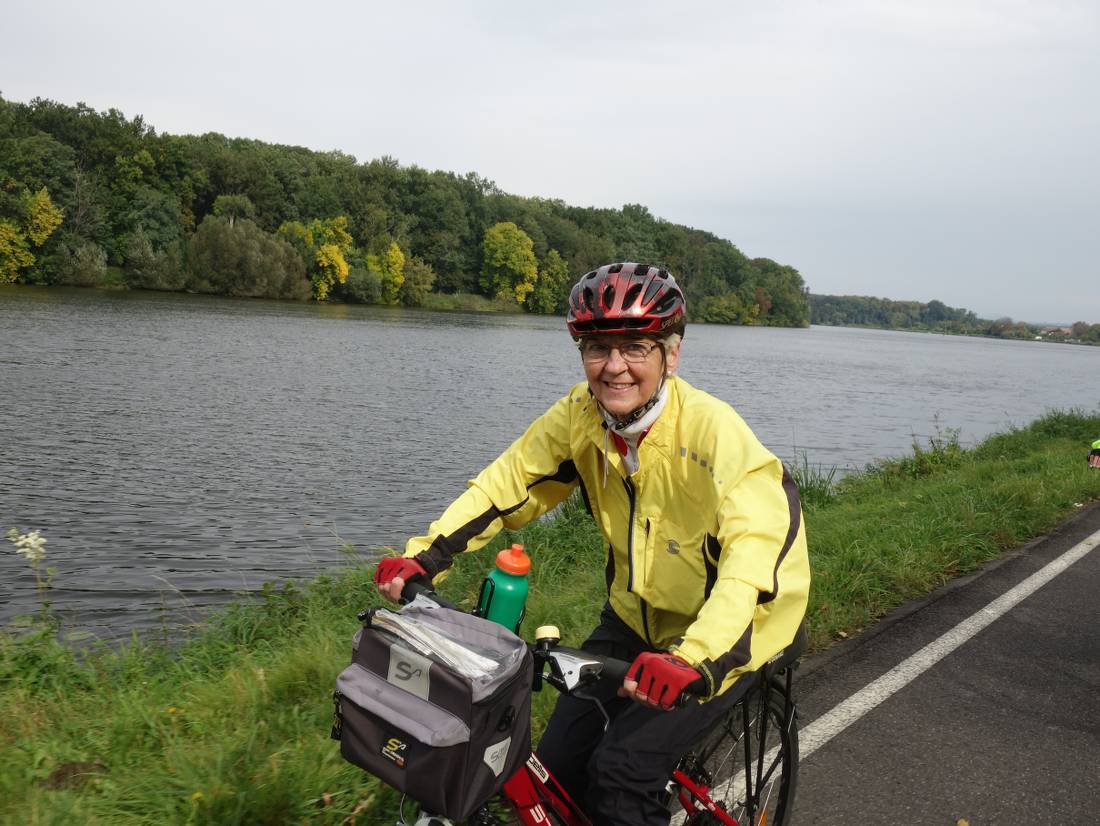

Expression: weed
xmin=789 ymin=452 xmax=840 ymax=509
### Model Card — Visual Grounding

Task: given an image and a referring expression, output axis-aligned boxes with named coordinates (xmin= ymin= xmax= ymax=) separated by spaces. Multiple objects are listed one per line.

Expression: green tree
xmin=189 ymin=215 xmax=308 ymax=299
xmin=399 ymin=254 xmax=436 ymax=307
xmin=696 ymin=292 xmax=747 ymax=324
xmin=54 ymin=237 xmax=108 ymax=286
xmin=345 ymin=266 xmax=382 ymax=304
xmin=527 ymin=248 xmax=570 ymax=314
xmin=212 ymin=194 xmax=255 ymax=227
xmin=481 ymin=221 xmax=538 ymax=304
xmin=124 ymin=229 xmax=186 ymax=291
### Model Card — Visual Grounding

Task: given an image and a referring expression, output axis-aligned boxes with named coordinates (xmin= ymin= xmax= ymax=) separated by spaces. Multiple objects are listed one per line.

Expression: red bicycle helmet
xmin=567 ymin=262 xmax=686 ymax=339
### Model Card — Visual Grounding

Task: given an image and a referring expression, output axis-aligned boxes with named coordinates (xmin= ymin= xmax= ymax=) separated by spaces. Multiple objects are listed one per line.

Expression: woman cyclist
xmin=374 ymin=262 xmax=810 ymax=825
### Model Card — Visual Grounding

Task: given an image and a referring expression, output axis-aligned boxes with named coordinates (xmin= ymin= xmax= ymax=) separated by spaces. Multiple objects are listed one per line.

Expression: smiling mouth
xmin=605 ymin=382 xmax=634 ymax=390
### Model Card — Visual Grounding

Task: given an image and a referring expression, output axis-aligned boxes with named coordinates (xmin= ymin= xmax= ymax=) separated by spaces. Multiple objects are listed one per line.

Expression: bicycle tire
xmin=682 ymin=678 xmax=798 ymax=826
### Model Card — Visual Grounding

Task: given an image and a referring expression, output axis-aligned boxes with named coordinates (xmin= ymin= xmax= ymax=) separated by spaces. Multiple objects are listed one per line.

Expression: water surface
xmin=2 ymin=286 xmax=1097 ymax=638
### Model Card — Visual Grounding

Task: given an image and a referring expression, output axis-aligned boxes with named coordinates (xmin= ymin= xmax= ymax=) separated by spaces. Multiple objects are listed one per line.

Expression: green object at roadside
xmin=1091 ymin=438 xmax=1100 ymax=450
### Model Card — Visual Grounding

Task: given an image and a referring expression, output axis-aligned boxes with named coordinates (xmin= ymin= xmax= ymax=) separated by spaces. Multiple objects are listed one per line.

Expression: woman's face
xmin=580 ymin=335 xmax=680 ymax=419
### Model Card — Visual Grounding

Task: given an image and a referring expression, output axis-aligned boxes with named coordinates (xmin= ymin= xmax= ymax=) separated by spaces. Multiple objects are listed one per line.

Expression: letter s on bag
xmin=395 ymin=661 xmax=424 ymax=681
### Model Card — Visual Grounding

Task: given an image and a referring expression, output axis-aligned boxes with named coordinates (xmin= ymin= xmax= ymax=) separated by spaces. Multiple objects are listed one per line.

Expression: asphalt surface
xmin=791 ymin=501 xmax=1100 ymax=826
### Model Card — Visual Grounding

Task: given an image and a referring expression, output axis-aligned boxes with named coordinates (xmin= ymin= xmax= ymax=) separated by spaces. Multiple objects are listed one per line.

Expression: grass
xmin=3 ymin=410 xmax=1100 ymax=824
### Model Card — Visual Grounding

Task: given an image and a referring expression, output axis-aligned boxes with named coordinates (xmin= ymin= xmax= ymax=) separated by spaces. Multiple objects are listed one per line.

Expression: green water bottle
xmin=477 ymin=543 xmax=530 ymax=634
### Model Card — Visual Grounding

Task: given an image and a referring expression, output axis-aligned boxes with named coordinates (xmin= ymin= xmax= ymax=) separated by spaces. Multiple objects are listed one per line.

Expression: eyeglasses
xmin=579 ymin=340 xmax=660 ymax=363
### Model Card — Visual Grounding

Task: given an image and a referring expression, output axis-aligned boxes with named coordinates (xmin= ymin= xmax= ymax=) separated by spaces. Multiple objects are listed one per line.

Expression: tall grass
xmin=801 ymin=408 xmax=1100 ymax=648
xmin=3 ymin=410 xmax=1099 ymax=824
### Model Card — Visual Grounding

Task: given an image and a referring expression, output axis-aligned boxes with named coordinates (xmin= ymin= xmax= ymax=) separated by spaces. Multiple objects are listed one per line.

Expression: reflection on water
xmin=1 ymin=286 xmax=1097 ymax=638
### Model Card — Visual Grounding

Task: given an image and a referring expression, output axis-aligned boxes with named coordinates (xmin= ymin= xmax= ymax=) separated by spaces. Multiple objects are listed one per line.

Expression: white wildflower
xmin=7 ymin=528 xmax=47 ymax=564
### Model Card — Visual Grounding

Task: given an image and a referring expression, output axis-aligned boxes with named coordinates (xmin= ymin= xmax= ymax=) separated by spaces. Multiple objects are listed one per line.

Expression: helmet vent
xmin=622 ymin=283 xmax=643 ymax=310
xmin=652 ymin=292 xmax=679 ymax=315
xmin=642 ymin=279 xmax=663 ymax=305
xmin=582 ymin=286 xmax=595 ymax=312
xmin=602 ymin=283 xmax=616 ymax=310
xmin=608 ymin=263 xmax=624 ymax=274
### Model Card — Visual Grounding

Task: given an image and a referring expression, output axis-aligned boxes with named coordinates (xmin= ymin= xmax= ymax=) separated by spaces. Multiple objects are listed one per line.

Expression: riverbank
xmin=3 ymin=410 xmax=1100 ymax=824
xmin=811 ymin=320 xmax=1100 ymax=347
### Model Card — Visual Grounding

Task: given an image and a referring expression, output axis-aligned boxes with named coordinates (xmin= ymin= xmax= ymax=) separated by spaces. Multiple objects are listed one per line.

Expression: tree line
xmin=0 ymin=94 xmax=810 ymax=326
xmin=810 ymin=294 xmax=1100 ymax=344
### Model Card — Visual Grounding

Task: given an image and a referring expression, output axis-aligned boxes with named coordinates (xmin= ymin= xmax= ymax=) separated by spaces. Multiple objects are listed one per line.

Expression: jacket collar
xmin=576 ymin=376 xmax=683 ymax=474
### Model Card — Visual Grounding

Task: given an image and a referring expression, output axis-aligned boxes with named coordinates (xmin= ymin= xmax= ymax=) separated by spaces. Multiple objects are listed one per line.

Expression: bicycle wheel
xmin=680 ymin=679 xmax=798 ymax=826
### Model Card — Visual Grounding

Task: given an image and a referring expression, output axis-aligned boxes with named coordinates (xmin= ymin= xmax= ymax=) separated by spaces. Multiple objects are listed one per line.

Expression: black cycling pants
xmin=535 ymin=605 xmax=750 ymax=826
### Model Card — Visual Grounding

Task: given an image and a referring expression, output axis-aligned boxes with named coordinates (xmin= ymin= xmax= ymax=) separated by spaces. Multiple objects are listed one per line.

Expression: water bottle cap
xmin=495 ymin=543 xmax=531 ymax=575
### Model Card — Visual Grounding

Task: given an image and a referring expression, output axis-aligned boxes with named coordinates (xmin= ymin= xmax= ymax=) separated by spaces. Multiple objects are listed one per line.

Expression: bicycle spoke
xmin=677 ymin=682 xmax=798 ymax=826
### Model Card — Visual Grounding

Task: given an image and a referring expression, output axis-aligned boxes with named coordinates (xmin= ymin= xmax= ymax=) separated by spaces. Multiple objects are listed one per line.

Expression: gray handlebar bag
xmin=333 ymin=599 xmax=533 ymax=819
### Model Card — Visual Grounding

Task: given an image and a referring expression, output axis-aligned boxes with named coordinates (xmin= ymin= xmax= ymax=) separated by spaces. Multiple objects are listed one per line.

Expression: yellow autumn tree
xmin=0 ymin=221 xmax=35 ymax=284
xmin=0 ymin=188 xmax=64 ymax=283
xmin=314 ymin=242 xmax=350 ymax=301
xmin=380 ymin=241 xmax=405 ymax=305
xmin=25 ymin=188 xmax=64 ymax=246
xmin=277 ymin=216 xmax=354 ymax=300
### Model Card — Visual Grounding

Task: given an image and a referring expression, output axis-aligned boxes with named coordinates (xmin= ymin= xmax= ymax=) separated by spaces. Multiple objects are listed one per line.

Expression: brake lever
xmin=572 ymin=686 xmax=613 ymax=732
xmin=542 ymin=649 xmax=615 ymax=730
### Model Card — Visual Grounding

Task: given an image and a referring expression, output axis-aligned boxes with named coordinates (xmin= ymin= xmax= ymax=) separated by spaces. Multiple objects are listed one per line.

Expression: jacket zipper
xmin=622 ymin=477 xmax=653 ymax=646
xmin=623 ymin=477 xmax=636 ymax=591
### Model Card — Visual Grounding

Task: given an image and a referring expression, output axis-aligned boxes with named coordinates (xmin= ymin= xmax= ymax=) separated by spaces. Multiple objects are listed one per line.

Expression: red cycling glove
xmin=626 ymin=652 xmax=702 ymax=710
xmin=373 ymin=556 xmax=429 ymax=590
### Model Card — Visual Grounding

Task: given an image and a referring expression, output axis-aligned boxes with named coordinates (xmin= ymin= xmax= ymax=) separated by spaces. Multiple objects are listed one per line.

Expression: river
xmin=1 ymin=286 xmax=1097 ymax=639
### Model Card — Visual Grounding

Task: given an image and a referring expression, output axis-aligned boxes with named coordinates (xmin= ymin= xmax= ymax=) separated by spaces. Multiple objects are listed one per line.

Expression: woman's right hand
xmin=373 ymin=556 xmax=429 ymax=602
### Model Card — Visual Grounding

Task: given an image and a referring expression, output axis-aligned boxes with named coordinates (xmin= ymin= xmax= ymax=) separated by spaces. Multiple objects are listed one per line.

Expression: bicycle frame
xmin=498 ymin=753 xmax=588 ymax=826
xmin=491 ymin=750 xmax=742 ymax=826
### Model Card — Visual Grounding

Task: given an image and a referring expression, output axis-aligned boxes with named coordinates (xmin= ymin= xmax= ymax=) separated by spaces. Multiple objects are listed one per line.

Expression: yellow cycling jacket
xmin=406 ymin=376 xmax=810 ymax=699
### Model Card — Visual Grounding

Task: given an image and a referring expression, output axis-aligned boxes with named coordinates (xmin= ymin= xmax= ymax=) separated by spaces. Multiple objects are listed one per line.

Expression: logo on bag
xmin=483 ymin=737 xmax=511 ymax=777
xmin=387 ymin=647 xmax=432 ymax=700
xmin=381 ymin=737 xmax=408 ymax=768
xmin=394 ymin=661 xmax=424 ymax=681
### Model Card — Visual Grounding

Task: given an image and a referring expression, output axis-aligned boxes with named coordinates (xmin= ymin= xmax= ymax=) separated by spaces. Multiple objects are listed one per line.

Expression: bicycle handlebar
xmin=396 ymin=577 xmax=704 ymax=702
xmin=399 ymin=577 xmax=460 ymax=611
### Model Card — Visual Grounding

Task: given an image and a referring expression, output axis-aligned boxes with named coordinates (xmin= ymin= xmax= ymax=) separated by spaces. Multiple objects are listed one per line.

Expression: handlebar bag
xmin=333 ymin=599 xmax=533 ymax=819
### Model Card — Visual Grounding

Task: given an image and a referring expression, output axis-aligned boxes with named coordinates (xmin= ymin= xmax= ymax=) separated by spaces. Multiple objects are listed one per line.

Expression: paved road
xmin=792 ymin=501 xmax=1100 ymax=825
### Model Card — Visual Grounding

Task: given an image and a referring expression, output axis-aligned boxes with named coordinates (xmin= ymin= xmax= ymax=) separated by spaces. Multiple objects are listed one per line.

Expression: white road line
xmin=672 ymin=528 xmax=1100 ymax=824
xmin=799 ymin=527 xmax=1100 ymax=760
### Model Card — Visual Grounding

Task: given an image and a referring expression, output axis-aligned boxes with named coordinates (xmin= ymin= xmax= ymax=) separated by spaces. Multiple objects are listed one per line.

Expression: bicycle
xmin=386 ymin=581 xmax=805 ymax=826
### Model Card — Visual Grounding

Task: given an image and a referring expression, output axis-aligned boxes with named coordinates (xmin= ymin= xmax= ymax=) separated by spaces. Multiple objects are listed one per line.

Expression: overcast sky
xmin=5 ymin=0 xmax=1098 ymax=323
